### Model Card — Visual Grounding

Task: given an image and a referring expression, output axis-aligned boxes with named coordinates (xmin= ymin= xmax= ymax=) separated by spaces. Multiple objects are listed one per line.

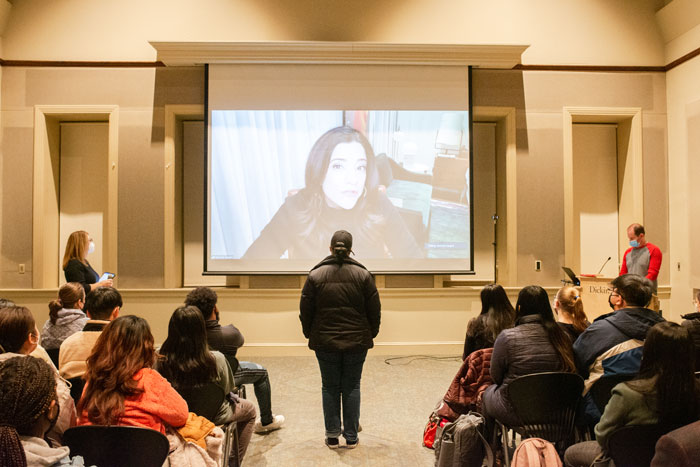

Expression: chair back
xmin=507 ymin=372 xmax=584 ymax=454
xmin=63 ymin=425 xmax=169 ymax=467
xmin=46 ymin=348 xmax=60 ymax=367
xmin=178 ymin=382 xmax=226 ymax=421
xmin=608 ymin=425 xmax=664 ymax=467
xmin=589 ymin=374 xmax=635 ymax=413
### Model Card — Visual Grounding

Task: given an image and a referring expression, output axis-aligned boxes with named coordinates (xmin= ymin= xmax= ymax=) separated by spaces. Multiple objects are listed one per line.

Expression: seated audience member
xmin=0 ymin=306 xmax=76 ymax=446
xmin=156 ymin=306 xmax=257 ymax=463
xmin=680 ymin=290 xmax=700 ymax=370
xmin=41 ymin=283 xmax=88 ymax=359
xmin=651 ymin=419 xmax=700 ymax=467
xmin=462 ymin=284 xmax=515 ymax=360
xmin=0 ymin=298 xmax=15 ymax=308
xmin=185 ymin=286 xmax=285 ymax=433
xmin=77 ymin=315 xmax=188 ymax=434
xmin=59 ymin=287 xmax=121 ymax=379
xmin=482 ymin=285 xmax=576 ymax=427
xmin=554 ymin=286 xmax=589 ymax=342
xmin=573 ymin=274 xmax=664 ymax=423
xmin=0 ymin=356 xmax=85 ymax=467
xmin=565 ymin=322 xmax=700 ymax=467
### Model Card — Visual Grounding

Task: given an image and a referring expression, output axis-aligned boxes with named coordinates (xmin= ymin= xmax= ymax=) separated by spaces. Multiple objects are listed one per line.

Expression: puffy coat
xmin=299 ymin=255 xmax=381 ymax=352
xmin=482 ymin=314 xmax=570 ymax=427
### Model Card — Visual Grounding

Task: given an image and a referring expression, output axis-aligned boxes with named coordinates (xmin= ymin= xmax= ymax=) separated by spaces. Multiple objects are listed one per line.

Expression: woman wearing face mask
xmin=63 ymin=230 xmax=112 ymax=295
xmin=40 ymin=283 xmax=88 ymax=366
xmin=243 ymin=126 xmax=422 ymax=260
xmin=0 ymin=306 xmax=76 ymax=447
xmin=0 ymin=356 xmax=83 ymax=467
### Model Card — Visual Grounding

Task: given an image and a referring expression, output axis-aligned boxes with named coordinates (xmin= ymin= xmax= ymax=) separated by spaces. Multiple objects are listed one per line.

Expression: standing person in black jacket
xmin=300 ymin=230 xmax=381 ymax=449
xmin=62 ymin=230 xmax=112 ymax=295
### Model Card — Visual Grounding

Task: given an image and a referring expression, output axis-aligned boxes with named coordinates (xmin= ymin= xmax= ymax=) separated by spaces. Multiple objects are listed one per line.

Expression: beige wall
xmin=472 ymin=69 xmax=669 ymax=290
xmin=1 ymin=0 xmax=696 ymax=351
xmin=0 ymin=67 xmax=203 ymax=288
xmin=1 ymin=0 xmax=666 ymax=65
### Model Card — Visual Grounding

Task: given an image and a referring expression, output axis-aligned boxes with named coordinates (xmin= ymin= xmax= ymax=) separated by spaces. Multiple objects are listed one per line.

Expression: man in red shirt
xmin=620 ymin=223 xmax=662 ymax=292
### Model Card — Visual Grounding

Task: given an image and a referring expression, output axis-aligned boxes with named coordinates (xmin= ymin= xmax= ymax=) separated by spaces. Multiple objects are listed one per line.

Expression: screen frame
xmin=202 ymin=64 xmax=475 ymax=276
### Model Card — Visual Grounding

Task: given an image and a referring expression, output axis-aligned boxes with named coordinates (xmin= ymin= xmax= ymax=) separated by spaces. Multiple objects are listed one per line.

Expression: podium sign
xmin=579 ymin=276 xmax=613 ymax=321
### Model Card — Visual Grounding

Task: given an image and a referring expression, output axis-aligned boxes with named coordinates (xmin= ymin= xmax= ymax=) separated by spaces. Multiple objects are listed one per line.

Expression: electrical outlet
xmin=18 ymin=264 xmax=25 ymax=274
xmin=535 ymin=260 xmax=542 ymax=271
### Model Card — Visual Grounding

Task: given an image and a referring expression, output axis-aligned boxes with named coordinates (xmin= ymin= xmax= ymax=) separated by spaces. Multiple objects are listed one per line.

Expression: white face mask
xmin=88 ymin=241 xmax=95 ymax=255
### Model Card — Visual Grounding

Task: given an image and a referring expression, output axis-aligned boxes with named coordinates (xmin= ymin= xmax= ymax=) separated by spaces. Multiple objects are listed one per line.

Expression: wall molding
xmin=562 ymin=107 xmax=644 ymax=272
xmin=32 ymin=105 xmax=119 ymax=288
xmin=149 ymin=41 xmax=528 ymax=68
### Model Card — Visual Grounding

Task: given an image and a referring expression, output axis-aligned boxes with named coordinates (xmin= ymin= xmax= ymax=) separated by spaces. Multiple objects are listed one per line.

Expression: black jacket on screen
xmin=299 ymin=255 xmax=381 ymax=352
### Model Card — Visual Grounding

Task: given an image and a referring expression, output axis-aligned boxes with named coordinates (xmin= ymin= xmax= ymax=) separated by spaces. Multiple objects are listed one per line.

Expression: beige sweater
xmin=58 ymin=320 xmax=109 ymax=379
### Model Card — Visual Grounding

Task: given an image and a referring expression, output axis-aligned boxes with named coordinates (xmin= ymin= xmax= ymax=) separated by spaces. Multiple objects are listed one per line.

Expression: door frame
xmin=33 ymin=105 xmax=119 ymax=288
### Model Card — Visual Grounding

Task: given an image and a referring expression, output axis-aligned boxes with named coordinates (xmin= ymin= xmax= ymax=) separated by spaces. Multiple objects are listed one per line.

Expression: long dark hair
xmin=79 ymin=315 xmax=156 ymax=425
xmin=48 ymin=282 xmax=84 ymax=324
xmin=515 ymin=286 xmax=575 ymax=372
xmin=463 ymin=284 xmax=515 ymax=359
xmin=156 ymin=306 xmax=218 ymax=389
xmin=0 ymin=356 xmax=56 ymax=467
xmin=299 ymin=126 xmax=383 ymax=245
xmin=480 ymin=284 xmax=516 ymax=337
xmin=627 ymin=322 xmax=700 ymax=430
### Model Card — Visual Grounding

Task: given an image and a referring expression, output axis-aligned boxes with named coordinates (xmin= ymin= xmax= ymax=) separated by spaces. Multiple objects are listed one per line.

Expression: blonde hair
xmin=62 ymin=231 xmax=89 ymax=269
xmin=556 ymin=286 xmax=589 ymax=334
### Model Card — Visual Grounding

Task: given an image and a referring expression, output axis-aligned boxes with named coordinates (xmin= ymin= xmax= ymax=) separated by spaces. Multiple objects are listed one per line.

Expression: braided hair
xmin=0 ymin=356 xmax=57 ymax=467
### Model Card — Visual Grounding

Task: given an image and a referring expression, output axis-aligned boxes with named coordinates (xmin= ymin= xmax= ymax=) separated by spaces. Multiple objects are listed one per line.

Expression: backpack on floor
xmin=510 ymin=438 xmax=562 ymax=467
xmin=434 ymin=412 xmax=493 ymax=467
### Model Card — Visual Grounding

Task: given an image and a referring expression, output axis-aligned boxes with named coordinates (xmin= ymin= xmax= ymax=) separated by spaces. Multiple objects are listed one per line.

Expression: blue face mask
xmin=629 ymin=239 xmax=639 ymax=248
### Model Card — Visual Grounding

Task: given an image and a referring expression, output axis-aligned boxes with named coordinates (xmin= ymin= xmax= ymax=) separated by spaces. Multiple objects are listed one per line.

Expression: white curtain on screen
xmin=210 ymin=110 xmax=343 ymax=258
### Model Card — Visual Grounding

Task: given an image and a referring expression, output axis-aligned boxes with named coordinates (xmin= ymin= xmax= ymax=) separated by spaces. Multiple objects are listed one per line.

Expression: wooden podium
xmin=578 ymin=276 xmax=613 ymax=321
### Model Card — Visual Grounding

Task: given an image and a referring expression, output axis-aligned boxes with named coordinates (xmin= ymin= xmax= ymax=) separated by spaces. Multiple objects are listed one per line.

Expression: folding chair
xmin=178 ymin=382 xmax=239 ymax=467
xmin=496 ymin=372 xmax=584 ymax=467
xmin=607 ymin=424 xmax=665 ymax=467
xmin=63 ymin=425 xmax=168 ymax=467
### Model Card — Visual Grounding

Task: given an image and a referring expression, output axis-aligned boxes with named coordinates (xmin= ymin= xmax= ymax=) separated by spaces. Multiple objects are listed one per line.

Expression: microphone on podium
xmin=596 ymin=256 xmax=612 ymax=276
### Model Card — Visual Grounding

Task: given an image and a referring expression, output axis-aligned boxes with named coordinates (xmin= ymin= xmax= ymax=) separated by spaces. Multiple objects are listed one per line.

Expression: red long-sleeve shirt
xmin=620 ymin=242 xmax=662 ymax=281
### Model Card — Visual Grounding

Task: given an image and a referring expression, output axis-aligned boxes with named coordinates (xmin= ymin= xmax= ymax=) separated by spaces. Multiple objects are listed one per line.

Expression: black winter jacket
xmin=299 ymin=255 xmax=381 ymax=352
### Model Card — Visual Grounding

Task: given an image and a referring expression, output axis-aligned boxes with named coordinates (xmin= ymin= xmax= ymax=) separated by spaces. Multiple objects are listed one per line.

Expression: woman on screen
xmin=242 ymin=126 xmax=422 ymax=260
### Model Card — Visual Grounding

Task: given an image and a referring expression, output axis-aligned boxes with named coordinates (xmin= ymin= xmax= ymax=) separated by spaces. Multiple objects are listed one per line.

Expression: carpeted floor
xmin=241 ymin=353 xmax=462 ymax=466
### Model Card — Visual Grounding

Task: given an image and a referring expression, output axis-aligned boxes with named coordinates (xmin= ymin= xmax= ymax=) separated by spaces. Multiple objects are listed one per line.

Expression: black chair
xmin=66 ymin=376 xmax=85 ymax=405
xmin=607 ymin=425 xmax=665 ymax=467
xmin=497 ymin=372 xmax=584 ymax=466
xmin=46 ymin=348 xmax=60 ymax=368
xmin=589 ymin=374 xmax=635 ymax=413
xmin=63 ymin=425 xmax=169 ymax=467
xmin=178 ymin=382 xmax=238 ymax=467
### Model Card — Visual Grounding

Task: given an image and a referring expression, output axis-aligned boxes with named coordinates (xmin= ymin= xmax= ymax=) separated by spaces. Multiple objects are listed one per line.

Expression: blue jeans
xmin=315 ymin=350 xmax=368 ymax=443
xmin=234 ymin=361 xmax=274 ymax=425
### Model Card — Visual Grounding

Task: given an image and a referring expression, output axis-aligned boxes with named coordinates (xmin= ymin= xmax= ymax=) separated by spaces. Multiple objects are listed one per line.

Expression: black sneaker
xmin=346 ymin=439 xmax=359 ymax=449
xmin=325 ymin=437 xmax=340 ymax=449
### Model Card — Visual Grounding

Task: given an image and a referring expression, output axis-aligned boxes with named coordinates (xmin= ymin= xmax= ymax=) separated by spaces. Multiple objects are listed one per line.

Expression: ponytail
xmin=48 ymin=299 xmax=63 ymax=325
xmin=556 ymin=286 xmax=589 ymax=334
xmin=332 ymin=246 xmax=349 ymax=262
xmin=48 ymin=282 xmax=85 ymax=324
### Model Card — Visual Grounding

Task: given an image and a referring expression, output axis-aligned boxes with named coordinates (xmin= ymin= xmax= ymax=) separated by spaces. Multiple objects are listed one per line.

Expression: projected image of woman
xmin=243 ymin=126 xmax=422 ymax=259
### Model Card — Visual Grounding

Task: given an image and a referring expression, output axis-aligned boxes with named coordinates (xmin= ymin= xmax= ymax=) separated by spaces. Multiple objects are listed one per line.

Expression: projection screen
xmin=206 ymin=63 xmax=473 ymax=274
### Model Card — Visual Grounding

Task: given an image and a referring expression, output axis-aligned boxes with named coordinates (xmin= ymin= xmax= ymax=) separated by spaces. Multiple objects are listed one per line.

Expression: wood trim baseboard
xmin=2 ymin=44 xmax=699 ymax=72
xmin=0 ymin=59 xmax=165 ymax=67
